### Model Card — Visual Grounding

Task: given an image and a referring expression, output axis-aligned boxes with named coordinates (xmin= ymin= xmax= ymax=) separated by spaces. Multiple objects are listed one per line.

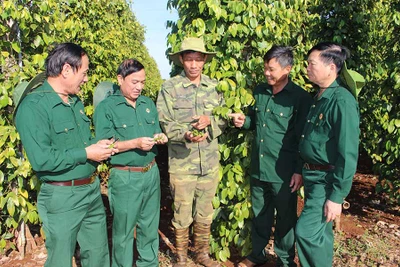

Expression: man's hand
xmin=289 ymin=173 xmax=303 ymax=193
xmin=153 ymin=133 xmax=168 ymax=144
xmin=228 ymin=113 xmax=245 ymax=128
xmin=324 ymin=199 xmax=342 ymax=223
xmin=135 ymin=137 xmax=156 ymax=151
xmin=86 ymin=141 xmax=115 ymax=162
xmin=184 ymin=131 xmax=209 ymax=143
xmin=191 ymin=115 xmax=211 ymax=130
xmin=97 ymin=139 xmax=119 ymax=153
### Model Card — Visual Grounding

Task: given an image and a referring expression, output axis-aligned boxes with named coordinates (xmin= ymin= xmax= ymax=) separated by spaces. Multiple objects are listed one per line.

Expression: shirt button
xmin=267 ymin=109 xmax=270 ymax=112
xmin=312 ymin=105 xmax=316 ymax=108
xmin=272 ymin=95 xmax=275 ymax=98
xmin=307 ymin=120 xmax=310 ymax=122
xmin=260 ymin=154 xmax=264 ymax=157
xmin=64 ymin=128 xmax=68 ymax=132
xmin=84 ymin=142 xmax=87 ymax=145
xmin=301 ymin=135 xmax=304 ymax=138
xmin=123 ymin=124 xmax=127 ymax=128
xmin=263 ymin=124 xmax=266 ymax=127
xmin=260 ymin=139 xmax=264 ymax=142
xmin=280 ymin=113 xmax=283 ymax=116
xmin=139 ymin=123 xmax=142 ymax=126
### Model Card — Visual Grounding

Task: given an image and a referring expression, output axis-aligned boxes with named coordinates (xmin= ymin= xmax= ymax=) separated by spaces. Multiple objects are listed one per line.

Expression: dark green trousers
xmin=296 ymin=169 xmax=334 ymax=267
xmin=38 ymin=178 xmax=110 ymax=267
xmin=109 ymin=165 xmax=160 ymax=267
xmin=248 ymin=178 xmax=297 ymax=267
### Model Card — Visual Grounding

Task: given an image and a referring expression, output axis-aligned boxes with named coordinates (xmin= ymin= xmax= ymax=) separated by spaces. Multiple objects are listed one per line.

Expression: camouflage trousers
xmin=170 ymin=170 xmax=219 ymax=229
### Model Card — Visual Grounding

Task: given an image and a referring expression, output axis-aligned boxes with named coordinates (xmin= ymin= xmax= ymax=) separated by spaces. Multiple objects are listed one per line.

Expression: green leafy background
xmin=166 ymin=0 xmax=399 ymax=260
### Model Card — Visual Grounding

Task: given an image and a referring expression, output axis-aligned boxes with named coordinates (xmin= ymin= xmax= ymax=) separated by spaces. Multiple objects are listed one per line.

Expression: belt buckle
xmin=304 ymin=163 xmax=310 ymax=170
xmin=142 ymin=161 xmax=154 ymax=173
xmin=90 ymin=175 xmax=96 ymax=184
xmin=142 ymin=164 xmax=151 ymax=173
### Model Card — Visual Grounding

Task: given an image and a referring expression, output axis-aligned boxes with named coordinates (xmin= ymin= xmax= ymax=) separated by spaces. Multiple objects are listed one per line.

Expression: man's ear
xmin=330 ymin=63 xmax=337 ymax=72
xmin=61 ymin=63 xmax=71 ymax=78
xmin=284 ymin=64 xmax=292 ymax=75
xmin=117 ymin=75 xmax=123 ymax=86
xmin=179 ymin=55 xmax=184 ymax=65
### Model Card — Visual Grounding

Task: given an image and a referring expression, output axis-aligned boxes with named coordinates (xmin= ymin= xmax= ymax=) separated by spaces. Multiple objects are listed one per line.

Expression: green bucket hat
xmin=93 ymin=81 xmax=118 ymax=109
xmin=12 ymin=72 xmax=46 ymax=116
xmin=169 ymin=37 xmax=217 ymax=67
xmin=339 ymin=62 xmax=365 ymax=99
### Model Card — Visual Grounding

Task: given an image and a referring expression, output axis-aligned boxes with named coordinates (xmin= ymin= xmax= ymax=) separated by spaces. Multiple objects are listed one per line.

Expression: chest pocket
xmin=53 ymin=121 xmax=76 ymax=146
xmin=145 ymin=116 xmax=156 ymax=125
xmin=80 ymin=112 xmax=90 ymax=124
xmin=270 ymin=106 xmax=293 ymax=133
xmin=140 ymin=104 xmax=158 ymax=125
xmin=254 ymin=104 xmax=266 ymax=126
xmin=203 ymin=99 xmax=219 ymax=116
xmin=114 ymin=119 xmax=135 ymax=139
xmin=79 ymin=112 xmax=91 ymax=136
xmin=306 ymin=113 xmax=331 ymax=143
xmin=173 ymin=99 xmax=195 ymax=123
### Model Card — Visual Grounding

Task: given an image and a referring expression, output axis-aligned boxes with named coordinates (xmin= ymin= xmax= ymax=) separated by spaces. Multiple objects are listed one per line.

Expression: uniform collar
xmin=265 ymin=78 xmax=295 ymax=94
xmin=35 ymin=80 xmax=78 ymax=108
xmin=112 ymin=89 xmax=147 ymax=106
xmin=317 ymin=79 xmax=340 ymax=100
xmin=179 ymin=71 xmax=213 ymax=88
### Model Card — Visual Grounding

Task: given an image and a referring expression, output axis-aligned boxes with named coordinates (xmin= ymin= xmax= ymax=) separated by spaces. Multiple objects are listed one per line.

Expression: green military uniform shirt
xmin=242 ymin=79 xmax=312 ymax=183
xmin=299 ymin=79 xmax=360 ymax=203
xmin=15 ymin=80 xmax=96 ymax=182
xmin=157 ymin=71 xmax=226 ymax=175
xmin=94 ymin=89 xmax=160 ymax=166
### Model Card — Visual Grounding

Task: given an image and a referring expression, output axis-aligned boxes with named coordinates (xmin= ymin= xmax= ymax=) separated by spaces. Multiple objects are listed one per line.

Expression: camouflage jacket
xmin=156 ymin=71 xmax=226 ymax=175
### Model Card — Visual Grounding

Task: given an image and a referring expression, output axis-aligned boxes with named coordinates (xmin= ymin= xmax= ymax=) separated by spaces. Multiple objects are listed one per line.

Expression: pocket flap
xmin=114 ymin=119 xmax=134 ymax=129
xmin=54 ymin=121 xmax=75 ymax=133
xmin=173 ymin=99 xmax=193 ymax=109
xmin=272 ymin=107 xmax=293 ymax=118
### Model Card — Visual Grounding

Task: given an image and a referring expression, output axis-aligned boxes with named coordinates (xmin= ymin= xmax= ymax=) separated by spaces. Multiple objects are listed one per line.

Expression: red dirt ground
xmin=1 ymin=146 xmax=399 ymax=267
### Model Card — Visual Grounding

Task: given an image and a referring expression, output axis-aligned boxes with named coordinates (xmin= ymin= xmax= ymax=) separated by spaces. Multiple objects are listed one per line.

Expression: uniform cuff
xmin=70 ymin=148 xmax=88 ymax=164
xmin=328 ymin=191 xmax=345 ymax=204
xmin=242 ymin=116 xmax=251 ymax=129
xmin=295 ymin=162 xmax=303 ymax=174
xmin=208 ymin=116 xmax=218 ymax=140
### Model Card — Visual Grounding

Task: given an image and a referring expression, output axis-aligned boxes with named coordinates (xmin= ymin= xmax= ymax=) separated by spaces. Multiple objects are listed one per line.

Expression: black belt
xmin=113 ymin=159 xmax=156 ymax=173
xmin=303 ymin=163 xmax=335 ymax=171
xmin=46 ymin=175 xmax=96 ymax=186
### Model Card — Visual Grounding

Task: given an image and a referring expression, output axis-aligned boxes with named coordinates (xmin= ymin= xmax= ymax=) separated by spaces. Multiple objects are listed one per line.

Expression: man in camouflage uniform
xmin=156 ymin=37 xmax=226 ymax=267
